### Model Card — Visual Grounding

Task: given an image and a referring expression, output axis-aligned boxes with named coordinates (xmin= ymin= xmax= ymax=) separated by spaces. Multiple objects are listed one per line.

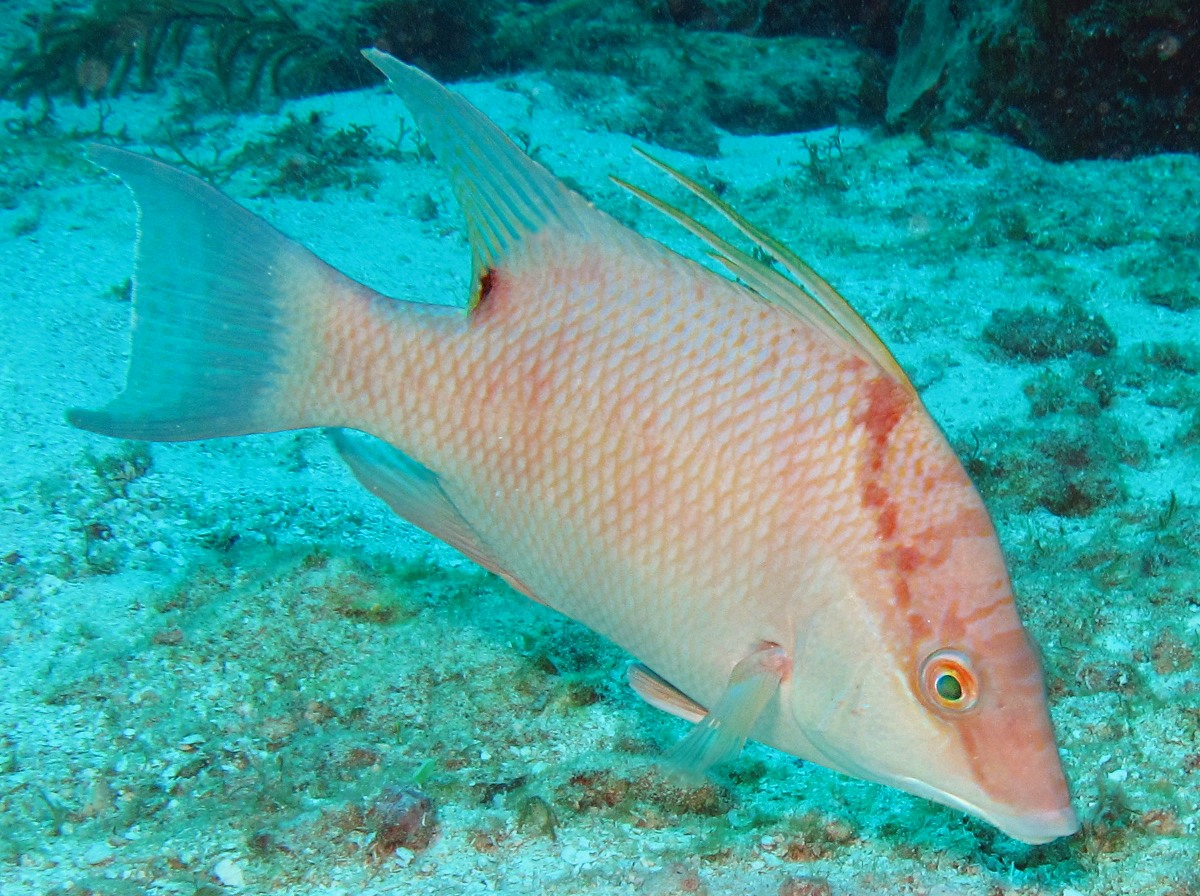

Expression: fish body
xmin=73 ymin=51 xmax=1077 ymax=843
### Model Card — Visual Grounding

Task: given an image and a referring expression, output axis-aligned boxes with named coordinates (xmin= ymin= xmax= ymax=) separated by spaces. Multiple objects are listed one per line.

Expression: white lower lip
xmin=898 ymin=777 xmax=1080 ymax=844
xmin=994 ymin=804 xmax=1081 ymax=845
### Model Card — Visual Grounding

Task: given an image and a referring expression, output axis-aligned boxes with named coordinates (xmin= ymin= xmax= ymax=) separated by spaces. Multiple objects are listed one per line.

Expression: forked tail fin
xmin=69 ymin=144 xmax=351 ymax=442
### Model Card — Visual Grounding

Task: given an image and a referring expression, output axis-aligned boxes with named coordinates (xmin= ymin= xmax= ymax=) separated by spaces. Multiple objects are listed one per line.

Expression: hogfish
xmin=71 ymin=50 xmax=1078 ymax=843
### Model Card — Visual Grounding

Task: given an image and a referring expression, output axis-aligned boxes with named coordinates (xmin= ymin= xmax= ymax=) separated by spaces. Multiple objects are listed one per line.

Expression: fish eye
xmin=919 ymin=649 xmax=979 ymax=714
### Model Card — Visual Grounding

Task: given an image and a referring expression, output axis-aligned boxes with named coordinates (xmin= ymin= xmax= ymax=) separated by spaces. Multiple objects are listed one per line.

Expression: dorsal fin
xmin=363 ymin=50 xmax=596 ymax=311
xmin=614 ymin=149 xmax=917 ymax=398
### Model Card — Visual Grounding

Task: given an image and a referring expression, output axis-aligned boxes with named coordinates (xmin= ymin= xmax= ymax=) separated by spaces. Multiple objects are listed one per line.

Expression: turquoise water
xmin=1 ymin=2 xmax=1197 ymax=894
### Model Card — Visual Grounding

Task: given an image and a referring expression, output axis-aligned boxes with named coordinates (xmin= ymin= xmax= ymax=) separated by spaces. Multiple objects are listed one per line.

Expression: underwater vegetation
xmin=228 ymin=110 xmax=382 ymax=196
xmin=6 ymin=0 xmax=1190 ymax=158
xmin=1121 ymin=248 xmax=1200 ymax=314
xmin=0 ymin=0 xmax=364 ymax=110
xmin=983 ymin=302 xmax=1117 ymax=362
xmin=967 ymin=314 xmax=1131 ymax=518
xmin=0 ymin=0 xmax=509 ymax=114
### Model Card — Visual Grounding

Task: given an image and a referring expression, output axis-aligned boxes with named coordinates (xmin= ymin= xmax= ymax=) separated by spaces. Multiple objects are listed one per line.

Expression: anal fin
xmin=330 ymin=429 xmax=542 ymax=603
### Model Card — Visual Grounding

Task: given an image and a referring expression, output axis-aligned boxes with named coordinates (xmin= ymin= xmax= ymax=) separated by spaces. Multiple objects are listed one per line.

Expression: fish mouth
xmin=798 ymin=708 xmax=1080 ymax=844
xmin=993 ymin=804 xmax=1080 ymax=845
xmin=896 ymin=776 xmax=1080 ymax=845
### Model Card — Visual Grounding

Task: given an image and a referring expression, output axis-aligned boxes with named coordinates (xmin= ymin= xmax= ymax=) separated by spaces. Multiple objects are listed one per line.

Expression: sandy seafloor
xmin=1 ymin=45 xmax=1199 ymax=896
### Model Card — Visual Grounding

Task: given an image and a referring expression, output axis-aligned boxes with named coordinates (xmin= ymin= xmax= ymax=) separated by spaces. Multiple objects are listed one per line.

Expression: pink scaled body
xmin=72 ymin=51 xmax=1078 ymax=843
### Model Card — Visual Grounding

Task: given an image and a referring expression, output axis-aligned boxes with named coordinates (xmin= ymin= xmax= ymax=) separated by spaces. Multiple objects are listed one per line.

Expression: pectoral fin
xmin=665 ymin=645 xmax=791 ymax=779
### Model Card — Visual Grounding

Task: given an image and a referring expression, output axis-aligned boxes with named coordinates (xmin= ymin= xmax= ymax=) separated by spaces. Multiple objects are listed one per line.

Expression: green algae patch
xmin=1128 ymin=341 xmax=1200 ymax=413
xmin=967 ymin=300 xmax=1159 ymax=520
xmin=556 ymin=766 xmax=734 ymax=822
xmin=983 ymin=302 xmax=1116 ymax=362
xmin=963 ymin=415 xmax=1144 ymax=519
xmin=1022 ymin=358 xmax=1118 ymax=419
xmin=1121 ymin=247 xmax=1200 ymax=313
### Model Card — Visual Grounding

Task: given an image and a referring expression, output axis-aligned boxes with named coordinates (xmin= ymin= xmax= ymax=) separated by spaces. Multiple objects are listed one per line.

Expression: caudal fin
xmin=70 ymin=144 xmax=345 ymax=442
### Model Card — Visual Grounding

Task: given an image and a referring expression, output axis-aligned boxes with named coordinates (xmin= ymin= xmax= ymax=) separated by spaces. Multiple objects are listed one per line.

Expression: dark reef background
xmin=3 ymin=0 xmax=1197 ymax=160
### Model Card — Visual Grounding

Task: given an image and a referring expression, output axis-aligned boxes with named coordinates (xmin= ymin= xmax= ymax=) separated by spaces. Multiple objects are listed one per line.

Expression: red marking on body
xmin=853 ymin=375 xmax=947 ymax=620
xmin=875 ymin=500 xmax=898 ymax=541
xmin=855 ymin=376 xmax=912 ymax=555
xmin=859 ymin=376 xmax=909 ymax=470
xmin=896 ymin=545 xmax=924 ymax=575
xmin=862 ymin=480 xmax=888 ymax=508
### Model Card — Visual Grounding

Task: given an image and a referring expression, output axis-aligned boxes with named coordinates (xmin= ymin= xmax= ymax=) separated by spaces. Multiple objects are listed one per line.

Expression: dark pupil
xmin=936 ymin=673 xmax=963 ymax=701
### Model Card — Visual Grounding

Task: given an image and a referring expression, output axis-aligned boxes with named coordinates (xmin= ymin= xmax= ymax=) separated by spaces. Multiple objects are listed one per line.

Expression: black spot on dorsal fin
xmin=470 ymin=266 xmax=496 ymax=314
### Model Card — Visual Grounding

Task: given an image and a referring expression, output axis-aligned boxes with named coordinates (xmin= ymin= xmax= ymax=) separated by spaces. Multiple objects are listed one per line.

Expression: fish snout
xmin=994 ymin=802 xmax=1080 ymax=845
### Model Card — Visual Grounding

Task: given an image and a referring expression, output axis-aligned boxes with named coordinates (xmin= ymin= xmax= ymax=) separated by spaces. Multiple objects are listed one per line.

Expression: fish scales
xmin=310 ymin=227 xmax=867 ymax=696
xmin=70 ymin=51 xmax=1078 ymax=843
